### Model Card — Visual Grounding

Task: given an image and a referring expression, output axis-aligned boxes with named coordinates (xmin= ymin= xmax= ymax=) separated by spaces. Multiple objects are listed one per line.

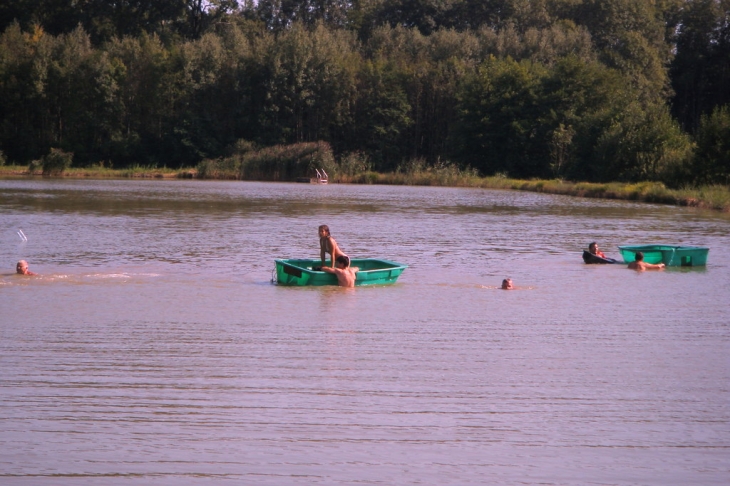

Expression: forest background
xmin=0 ymin=0 xmax=728 ymax=189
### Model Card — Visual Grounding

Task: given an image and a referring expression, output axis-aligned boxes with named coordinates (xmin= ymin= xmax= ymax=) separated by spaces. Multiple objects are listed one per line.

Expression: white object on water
xmin=17 ymin=229 xmax=27 ymax=242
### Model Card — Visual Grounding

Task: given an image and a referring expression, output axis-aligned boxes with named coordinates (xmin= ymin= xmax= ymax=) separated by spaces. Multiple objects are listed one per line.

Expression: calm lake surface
xmin=1 ymin=179 xmax=729 ymax=485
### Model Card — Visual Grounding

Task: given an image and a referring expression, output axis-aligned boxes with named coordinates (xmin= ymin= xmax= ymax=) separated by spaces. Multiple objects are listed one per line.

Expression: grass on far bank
xmin=2 ymin=164 xmax=729 ymax=212
xmin=0 ymin=164 xmax=195 ymax=179
xmin=338 ymin=166 xmax=730 ymax=212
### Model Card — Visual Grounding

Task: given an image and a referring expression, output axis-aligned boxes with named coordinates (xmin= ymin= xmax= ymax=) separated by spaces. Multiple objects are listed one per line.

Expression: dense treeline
xmin=0 ymin=0 xmax=728 ymax=185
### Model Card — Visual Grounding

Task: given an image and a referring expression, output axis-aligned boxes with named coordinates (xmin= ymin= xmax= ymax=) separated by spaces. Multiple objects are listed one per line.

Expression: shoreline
xmin=2 ymin=166 xmax=728 ymax=212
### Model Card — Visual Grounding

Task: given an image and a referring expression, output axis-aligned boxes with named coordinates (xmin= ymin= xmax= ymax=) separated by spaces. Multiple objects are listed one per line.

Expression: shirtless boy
xmin=321 ymin=255 xmax=359 ymax=288
xmin=628 ymin=252 xmax=665 ymax=271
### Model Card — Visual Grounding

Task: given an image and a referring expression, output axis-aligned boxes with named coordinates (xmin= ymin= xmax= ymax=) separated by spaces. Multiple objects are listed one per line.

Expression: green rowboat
xmin=274 ymin=258 xmax=408 ymax=286
xmin=618 ymin=245 xmax=709 ymax=267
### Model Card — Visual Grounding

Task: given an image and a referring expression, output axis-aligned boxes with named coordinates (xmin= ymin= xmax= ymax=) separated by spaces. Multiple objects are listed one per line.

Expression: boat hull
xmin=618 ymin=245 xmax=709 ymax=266
xmin=582 ymin=250 xmax=619 ymax=264
xmin=275 ymin=258 xmax=407 ymax=286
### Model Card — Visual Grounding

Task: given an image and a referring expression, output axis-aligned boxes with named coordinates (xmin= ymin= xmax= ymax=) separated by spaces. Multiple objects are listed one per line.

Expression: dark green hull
xmin=275 ymin=258 xmax=407 ymax=286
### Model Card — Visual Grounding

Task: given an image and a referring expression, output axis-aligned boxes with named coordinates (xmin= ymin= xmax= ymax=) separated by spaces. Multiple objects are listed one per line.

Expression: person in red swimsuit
xmin=588 ymin=242 xmax=606 ymax=259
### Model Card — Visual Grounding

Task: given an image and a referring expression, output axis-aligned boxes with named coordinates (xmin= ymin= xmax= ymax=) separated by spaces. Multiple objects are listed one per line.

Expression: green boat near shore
xmin=618 ymin=245 xmax=709 ymax=267
xmin=275 ymin=258 xmax=408 ymax=286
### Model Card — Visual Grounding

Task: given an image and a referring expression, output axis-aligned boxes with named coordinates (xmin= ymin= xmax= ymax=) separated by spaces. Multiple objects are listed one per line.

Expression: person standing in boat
xmin=628 ymin=252 xmax=666 ymax=271
xmin=321 ymin=255 xmax=359 ymax=288
xmin=588 ymin=242 xmax=606 ymax=258
xmin=318 ymin=225 xmax=347 ymax=269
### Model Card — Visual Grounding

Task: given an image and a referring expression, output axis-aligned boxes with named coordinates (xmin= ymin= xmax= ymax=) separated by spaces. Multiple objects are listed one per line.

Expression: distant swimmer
xmin=501 ymin=278 xmax=514 ymax=290
xmin=628 ymin=252 xmax=665 ymax=271
xmin=16 ymin=260 xmax=37 ymax=275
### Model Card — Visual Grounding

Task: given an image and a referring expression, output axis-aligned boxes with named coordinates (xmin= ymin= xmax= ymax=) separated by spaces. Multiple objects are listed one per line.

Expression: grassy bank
xmin=2 ymin=164 xmax=729 ymax=212
xmin=336 ymin=167 xmax=730 ymax=212
xmin=0 ymin=164 xmax=195 ymax=179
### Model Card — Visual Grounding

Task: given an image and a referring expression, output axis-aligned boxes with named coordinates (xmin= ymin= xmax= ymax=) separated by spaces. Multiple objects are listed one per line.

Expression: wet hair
xmin=501 ymin=278 xmax=512 ymax=289
xmin=16 ymin=260 xmax=28 ymax=271
xmin=589 ymin=242 xmax=597 ymax=250
xmin=335 ymin=255 xmax=350 ymax=267
xmin=635 ymin=251 xmax=644 ymax=262
xmin=318 ymin=225 xmax=330 ymax=236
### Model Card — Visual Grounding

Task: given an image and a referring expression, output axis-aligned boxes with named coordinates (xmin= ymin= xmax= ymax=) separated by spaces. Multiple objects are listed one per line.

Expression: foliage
xmin=692 ymin=105 xmax=730 ymax=185
xmin=0 ymin=1 xmax=727 ymax=185
xmin=197 ymin=141 xmax=337 ymax=180
xmin=670 ymin=0 xmax=730 ymax=132
xmin=238 ymin=141 xmax=336 ymax=180
xmin=41 ymin=147 xmax=73 ymax=175
xmin=338 ymin=151 xmax=372 ymax=177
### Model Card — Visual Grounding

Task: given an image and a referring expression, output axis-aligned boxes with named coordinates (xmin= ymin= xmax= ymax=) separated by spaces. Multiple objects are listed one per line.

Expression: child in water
xmin=318 ymin=225 xmax=347 ymax=269
xmin=321 ymin=255 xmax=359 ymax=288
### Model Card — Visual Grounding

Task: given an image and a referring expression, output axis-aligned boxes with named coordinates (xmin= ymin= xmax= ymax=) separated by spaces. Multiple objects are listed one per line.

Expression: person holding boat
xmin=628 ymin=252 xmax=665 ymax=271
xmin=588 ymin=242 xmax=606 ymax=258
xmin=318 ymin=225 xmax=347 ymax=269
xmin=321 ymin=255 xmax=359 ymax=288
xmin=16 ymin=260 xmax=37 ymax=275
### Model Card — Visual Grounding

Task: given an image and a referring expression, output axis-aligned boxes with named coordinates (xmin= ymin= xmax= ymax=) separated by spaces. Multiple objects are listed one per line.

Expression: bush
xmin=0 ymin=150 xmax=6 ymax=166
xmin=196 ymin=141 xmax=337 ymax=181
xmin=338 ymin=151 xmax=372 ymax=177
xmin=238 ymin=141 xmax=336 ymax=181
xmin=196 ymin=157 xmax=240 ymax=179
xmin=42 ymin=148 xmax=73 ymax=176
xmin=693 ymin=105 xmax=730 ymax=185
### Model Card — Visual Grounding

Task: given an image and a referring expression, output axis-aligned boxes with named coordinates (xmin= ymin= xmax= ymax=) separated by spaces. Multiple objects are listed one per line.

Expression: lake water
xmin=1 ymin=179 xmax=729 ymax=485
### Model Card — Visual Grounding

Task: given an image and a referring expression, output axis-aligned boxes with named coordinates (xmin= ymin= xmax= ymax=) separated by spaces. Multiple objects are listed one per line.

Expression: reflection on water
xmin=1 ymin=179 xmax=729 ymax=485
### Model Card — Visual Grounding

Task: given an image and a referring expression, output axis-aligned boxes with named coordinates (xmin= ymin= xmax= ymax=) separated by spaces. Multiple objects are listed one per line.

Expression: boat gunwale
xmin=617 ymin=244 xmax=709 ymax=252
xmin=275 ymin=258 xmax=408 ymax=275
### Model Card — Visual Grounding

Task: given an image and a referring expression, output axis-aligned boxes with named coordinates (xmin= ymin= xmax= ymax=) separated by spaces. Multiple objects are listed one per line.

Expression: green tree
xmin=569 ymin=0 xmax=672 ymax=105
xmin=693 ymin=105 xmax=730 ymax=184
xmin=254 ymin=0 xmax=351 ymax=30
xmin=352 ymin=58 xmax=413 ymax=169
xmin=593 ymin=103 xmax=693 ymax=183
xmin=105 ymin=33 xmax=179 ymax=165
xmin=0 ymin=23 xmax=49 ymax=163
xmin=453 ymin=57 xmax=548 ymax=177
xmin=256 ymin=22 xmax=359 ymax=147
xmin=671 ymin=0 xmax=730 ymax=132
xmin=0 ymin=0 xmax=80 ymax=36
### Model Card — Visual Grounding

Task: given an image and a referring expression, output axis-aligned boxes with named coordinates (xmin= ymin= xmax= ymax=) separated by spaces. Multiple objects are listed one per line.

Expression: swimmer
xmin=321 ymin=255 xmax=359 ymax=288
xmin=501 ymin=278 xmax=514 ymax=290
xmin=628 ymin=252 xmax=665 ymax=271
xmin=16 ymin=260 xmax=37 ymax=275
